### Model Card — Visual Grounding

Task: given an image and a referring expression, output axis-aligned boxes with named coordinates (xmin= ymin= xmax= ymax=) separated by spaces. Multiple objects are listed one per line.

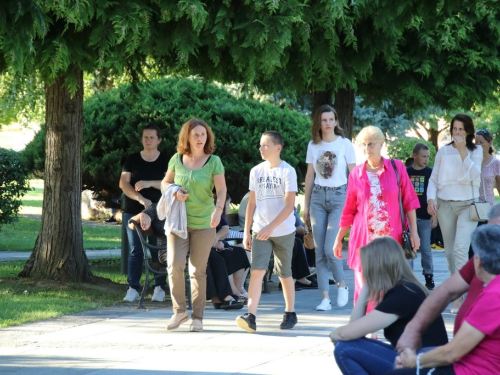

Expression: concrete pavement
xmin=0 ymin=249 xmax=456 ymax=374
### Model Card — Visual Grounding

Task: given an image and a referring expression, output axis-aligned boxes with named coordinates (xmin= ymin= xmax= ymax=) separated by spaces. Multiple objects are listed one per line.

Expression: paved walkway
xmin=0 ymin=249 xmax=121 ymax=262
xmin=0 ymin=249 xmax=456 ymax=374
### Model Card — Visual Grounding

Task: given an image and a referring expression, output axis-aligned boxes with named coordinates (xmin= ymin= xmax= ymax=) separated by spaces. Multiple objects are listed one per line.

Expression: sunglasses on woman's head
xmin=476 ymin=129 xmax=493 ymax=141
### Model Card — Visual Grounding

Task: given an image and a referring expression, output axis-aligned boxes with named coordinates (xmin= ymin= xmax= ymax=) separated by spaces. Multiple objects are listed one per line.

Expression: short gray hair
xmin=487 ymin=203 xmax=500 ymax=223
xmin=471 ymin=225 xmax=500 ymax=275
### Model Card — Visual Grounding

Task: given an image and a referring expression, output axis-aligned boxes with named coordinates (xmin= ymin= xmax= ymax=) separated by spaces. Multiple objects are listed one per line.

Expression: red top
xmin=339 ymin=158 xmax=420 ymax=271
xmin=454 ymin=274 xmax=500 ymax=375
xmin=456 ymin=258 xmax=484 ymax=334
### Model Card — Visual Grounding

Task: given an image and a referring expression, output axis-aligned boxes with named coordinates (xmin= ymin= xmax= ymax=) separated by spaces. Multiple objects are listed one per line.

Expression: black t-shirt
xmin=376 ymin=282 xmax=449 ymax=347
xmin=122 ymin=152 xmax=168 ymax=214
xmin=406 ymin=166 xmax=432 ymax=220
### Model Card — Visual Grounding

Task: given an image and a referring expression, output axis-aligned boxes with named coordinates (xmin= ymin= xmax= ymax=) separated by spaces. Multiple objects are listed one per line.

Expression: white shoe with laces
xmin=316 ymin=298 xmax=331 ymax=311
xmin=151 ymin=286 xmax=166 ymax=302
xmin=123 ymin=287 xmax=140 ymax=302
xmin=337 ymin=286 xmax=349 ymax=307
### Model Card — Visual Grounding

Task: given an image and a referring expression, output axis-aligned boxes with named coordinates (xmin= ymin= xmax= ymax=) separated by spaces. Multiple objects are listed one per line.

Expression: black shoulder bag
xmin=391 ymin=159 xmax=417 ymax=260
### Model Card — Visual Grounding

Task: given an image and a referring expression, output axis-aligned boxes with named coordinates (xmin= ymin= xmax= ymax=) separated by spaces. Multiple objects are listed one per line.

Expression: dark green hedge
xmin=0 ymin=148 xmax=31 ymax=231
xmin=23 ymin=77 xmax=311 ymax=204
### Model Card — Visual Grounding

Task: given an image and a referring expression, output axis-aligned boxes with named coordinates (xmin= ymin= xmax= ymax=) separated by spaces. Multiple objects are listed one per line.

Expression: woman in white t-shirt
xmin=427 ymin=113 xmax=482 ymax=314
xmin=303 ymin=105 xmax=356 ymax=311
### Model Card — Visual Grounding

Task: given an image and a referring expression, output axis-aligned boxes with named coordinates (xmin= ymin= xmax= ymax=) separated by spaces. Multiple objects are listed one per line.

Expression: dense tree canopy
xmin=2 ymin=0 xmax=500 ymax=281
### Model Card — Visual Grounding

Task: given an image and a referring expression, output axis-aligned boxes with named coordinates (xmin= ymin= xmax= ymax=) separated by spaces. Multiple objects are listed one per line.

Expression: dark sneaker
xmin=279 ymin=311 xmax=297 ymax=330
xmin=220 ymin=299 xmax=244 ymax=310
xmin=296 ymin=280 xmax=318 ymax=289
xmin=425 ymin=275 xmax=435 ymax=290
xmin=236 ymin=313 xmax=257 ymax=333
xmin=104 ymin=216 xmax=117 ymax=224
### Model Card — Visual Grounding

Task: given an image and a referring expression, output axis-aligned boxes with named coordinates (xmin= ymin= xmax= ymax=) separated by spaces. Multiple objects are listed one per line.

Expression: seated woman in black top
xmin=330 ymin=236 xmax=448 ymax=375
xmin=207 ymin=214 xmax=249 ymax=309
xmin=129 ymin=204 xmax=247 ymax=310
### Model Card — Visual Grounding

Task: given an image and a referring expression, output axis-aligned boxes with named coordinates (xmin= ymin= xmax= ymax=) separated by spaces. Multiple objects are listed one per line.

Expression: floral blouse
xmin=367 ymin=171 xmax=391 ymax=241
xmin=479 ymin=157 xmax=500 ymax=206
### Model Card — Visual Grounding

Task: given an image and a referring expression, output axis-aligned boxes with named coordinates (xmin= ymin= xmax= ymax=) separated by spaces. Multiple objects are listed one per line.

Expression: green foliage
xmin=474 ymin=90 xmax=500 ymax=152
xmin=19 ymin=125 xmax=46 ymax=178
xmin=361 ymin=0 xmax=500 ymax=111
xmin=387 ymin=138 xmax=436 ymax=167
xmin=0 ymin=149 xmax=31 ymax=231
xmin=22 ymin=77 xmax=311 ymax=203
xmin=353 ymin=98 xmax=413 ymax=140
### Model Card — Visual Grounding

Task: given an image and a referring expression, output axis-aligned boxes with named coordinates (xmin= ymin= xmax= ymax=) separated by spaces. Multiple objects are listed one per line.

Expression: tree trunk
xmin=19 ymin=67 xmax=92 ymax=282
xmin=334 ymin=86 xmax=355 ymax=140
xmin=312 ymin=87 xmax=333 ymax=116
xmin=429 ymin=127 xmax=440 ymax=150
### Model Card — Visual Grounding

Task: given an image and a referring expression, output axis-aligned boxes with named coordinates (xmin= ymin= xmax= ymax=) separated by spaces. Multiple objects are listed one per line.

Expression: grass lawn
xmin=0 ymin=258 xmax=127 ymax=328
xmin=0 ymin=217 xmax=121 ymax=251
xmin=0 ymin=179 xmax=120 ymax=251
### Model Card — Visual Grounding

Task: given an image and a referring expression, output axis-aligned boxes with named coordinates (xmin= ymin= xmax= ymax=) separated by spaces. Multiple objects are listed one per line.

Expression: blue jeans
xmin=310 ymin=184 xmax=346 ymax=292
xmin=417 ymin=218 xmax=434 ymax=275
xmin=334 ymin=338 xmax=397 ymax=375
xmin=123 ymin=212 xmax=166 ymax=291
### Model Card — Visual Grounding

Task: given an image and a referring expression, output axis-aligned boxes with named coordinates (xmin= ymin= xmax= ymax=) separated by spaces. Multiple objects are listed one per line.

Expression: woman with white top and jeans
xmin=303 ymin=105 xmax=356 ymax=311
xmin=427 ymin=113 xmax=482 ymax=313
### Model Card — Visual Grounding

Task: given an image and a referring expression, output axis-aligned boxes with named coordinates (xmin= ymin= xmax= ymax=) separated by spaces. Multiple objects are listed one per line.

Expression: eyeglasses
xmin=359 ymin=142 xmax=379 ymax=148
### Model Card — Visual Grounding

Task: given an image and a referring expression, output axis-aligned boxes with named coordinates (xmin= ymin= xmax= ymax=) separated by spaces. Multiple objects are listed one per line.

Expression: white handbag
xmin=469 ymin=176 xmax=489 ymax=222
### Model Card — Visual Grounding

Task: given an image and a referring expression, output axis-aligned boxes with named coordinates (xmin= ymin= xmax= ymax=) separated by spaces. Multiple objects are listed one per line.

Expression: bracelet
xmin=416 ymin=353 xmax=423 ymax=375
xmin=215 ymin=206 xmax=223 ymax=212
xmin=416 ymin=353 xmax=435 ymax=375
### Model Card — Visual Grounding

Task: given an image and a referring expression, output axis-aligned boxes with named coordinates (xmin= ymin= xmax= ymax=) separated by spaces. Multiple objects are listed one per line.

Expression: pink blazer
xmin=339 ymin=158 xmax=420 ymax=271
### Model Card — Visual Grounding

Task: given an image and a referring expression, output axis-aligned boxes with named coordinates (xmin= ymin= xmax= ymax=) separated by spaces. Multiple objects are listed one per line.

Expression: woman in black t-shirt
xmin=119 ymin=124 xmax=168 ymax=303
xmin=330 ymin=237 xmax=448 ymax=375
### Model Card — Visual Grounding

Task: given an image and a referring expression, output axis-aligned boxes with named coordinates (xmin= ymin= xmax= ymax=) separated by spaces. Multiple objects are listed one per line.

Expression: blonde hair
xmin=360 ymin=236 xmax=428 ymax=304
xmin=355 ymin=125 xmax=385 ymax=147
xmin=176 ymin=118 xmax=216 ymax=155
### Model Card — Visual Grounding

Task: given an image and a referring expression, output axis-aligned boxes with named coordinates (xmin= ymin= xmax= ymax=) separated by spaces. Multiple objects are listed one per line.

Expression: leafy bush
xmin=23 ymin=77 xmax=311 ymax=204
xmin=19 ymin=125 xmax=46 ymax=178
xmin=0 ymin=148 xmax=31 ymax=231
xmin=387 ymin=138 xmax=436 ymax=167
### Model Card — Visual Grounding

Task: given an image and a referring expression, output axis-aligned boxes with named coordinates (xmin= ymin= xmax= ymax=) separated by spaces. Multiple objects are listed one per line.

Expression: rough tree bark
xmin=428 ymin=127 xmax=441 ymax=150
xmin=312 ymin=86 xmax=356 ymax=141
xmin=334 ymin=86 xmax=355 ymax=140
xmin=19 ymin=67 xmax=93 ymax=282
xmin=312 ymin=87 xmax=333 ymax=116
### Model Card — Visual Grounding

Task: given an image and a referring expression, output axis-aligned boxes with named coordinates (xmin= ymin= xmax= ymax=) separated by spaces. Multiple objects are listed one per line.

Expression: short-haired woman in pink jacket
xmin=333 ymin=126 xmax=420 ymax=303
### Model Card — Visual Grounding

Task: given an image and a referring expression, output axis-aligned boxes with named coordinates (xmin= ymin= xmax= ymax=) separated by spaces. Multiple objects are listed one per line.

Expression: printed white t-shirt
xmin=249 ymin=160 xmax=298 ymax=237
xmin=306 ymin=137 xmax=356 ymax=187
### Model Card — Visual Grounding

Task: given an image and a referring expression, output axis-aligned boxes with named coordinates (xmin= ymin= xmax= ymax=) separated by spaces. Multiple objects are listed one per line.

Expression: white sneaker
xmin=337 ymin=286 xmax=349 ymax=307
xmin=316 ymin=298 xmax=331 ymax=311
xmin=151 ymin=286 xmax=166 ymax=302
xmin=123 ymin=287 xmax=140 ymax=302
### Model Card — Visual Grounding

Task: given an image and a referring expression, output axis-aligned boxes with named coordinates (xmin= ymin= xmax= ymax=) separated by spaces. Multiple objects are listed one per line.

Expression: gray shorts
xmin=251 ymin=232 xmax=295 ymax=278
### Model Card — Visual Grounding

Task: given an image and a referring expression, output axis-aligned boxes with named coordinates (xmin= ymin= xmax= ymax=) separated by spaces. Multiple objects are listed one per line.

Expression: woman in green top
xmin=161 ymin=118 xmax=227 ymax=333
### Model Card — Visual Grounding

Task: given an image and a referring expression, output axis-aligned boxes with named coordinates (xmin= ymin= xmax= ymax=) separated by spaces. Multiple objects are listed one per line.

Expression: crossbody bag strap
xmin=391 ymin=159 xmax=406 ymax=232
